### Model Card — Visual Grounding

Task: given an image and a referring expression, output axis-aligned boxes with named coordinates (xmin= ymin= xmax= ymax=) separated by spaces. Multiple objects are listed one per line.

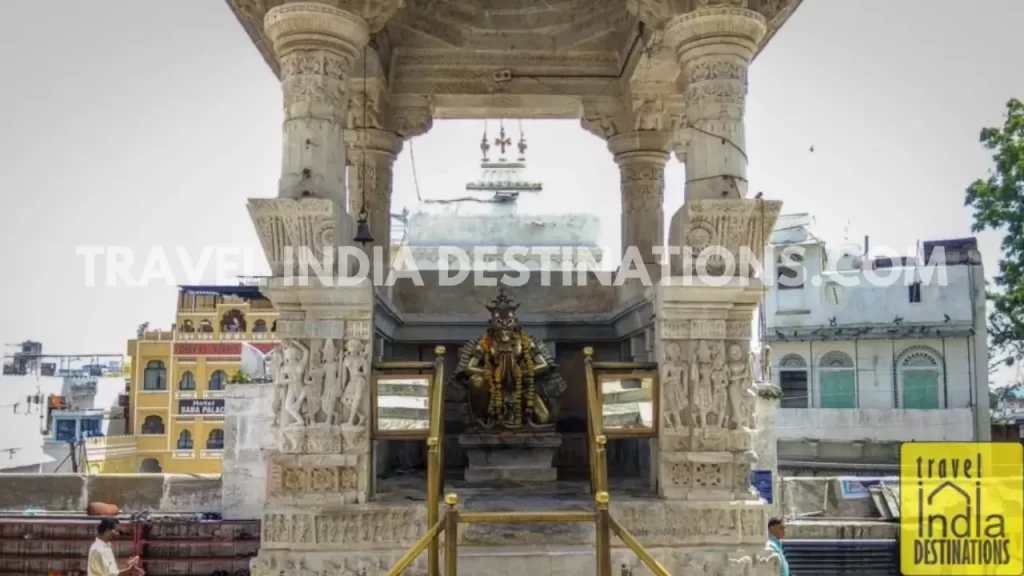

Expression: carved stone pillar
xmin=665 ymin=6 xmax=766 ymax=201
xmin=266 ymin=2 xmax=371 ymax=254
xmin=609 ymin=131 xmax=670 ymax=284
xmin=247 ymin=2 xmax=408 ymax=574
xmin=346 ymin=129 xmax=402 ymax=270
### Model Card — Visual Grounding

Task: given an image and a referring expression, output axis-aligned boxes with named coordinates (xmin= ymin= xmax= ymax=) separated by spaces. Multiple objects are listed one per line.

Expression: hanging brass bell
xmin=353 ymin=210 xmax=374 ymax=245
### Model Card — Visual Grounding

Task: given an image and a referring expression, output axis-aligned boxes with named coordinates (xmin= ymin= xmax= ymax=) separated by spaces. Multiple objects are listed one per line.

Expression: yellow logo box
xmin=900 ymin=442 xmax=1024 ymax=576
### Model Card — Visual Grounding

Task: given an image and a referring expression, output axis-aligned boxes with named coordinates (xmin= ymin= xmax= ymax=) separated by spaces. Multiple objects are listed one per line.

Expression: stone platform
xmin=459 ymin=433 xmax=562 ymax=484
xmin=254 ymin=483 xmax=776 ymax=574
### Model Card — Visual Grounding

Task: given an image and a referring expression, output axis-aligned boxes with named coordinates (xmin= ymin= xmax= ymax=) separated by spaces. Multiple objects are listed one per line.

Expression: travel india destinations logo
xmin=900 ymin=442 xmax=1024 ymax=575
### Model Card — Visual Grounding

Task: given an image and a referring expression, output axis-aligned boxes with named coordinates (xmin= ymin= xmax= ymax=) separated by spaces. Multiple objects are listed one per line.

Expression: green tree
xmin=965 ymin=98 xmax=1024 ymax=366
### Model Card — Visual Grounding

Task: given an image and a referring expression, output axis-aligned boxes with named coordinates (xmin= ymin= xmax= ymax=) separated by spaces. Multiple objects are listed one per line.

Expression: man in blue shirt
xmin=767 ymin=517 xmax=791 ymax=576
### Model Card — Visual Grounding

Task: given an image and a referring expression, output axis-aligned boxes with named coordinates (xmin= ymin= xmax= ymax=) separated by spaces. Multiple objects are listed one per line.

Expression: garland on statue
xmin=522 ymin=334 xmax=536 ymax=420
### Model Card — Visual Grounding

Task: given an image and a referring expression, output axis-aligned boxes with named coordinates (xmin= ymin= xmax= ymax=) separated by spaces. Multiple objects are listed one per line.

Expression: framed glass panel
xmin=373 ymin=374 xmax=432 ymax=438
xmin=597 ymin=372 xmax=658 ymax=437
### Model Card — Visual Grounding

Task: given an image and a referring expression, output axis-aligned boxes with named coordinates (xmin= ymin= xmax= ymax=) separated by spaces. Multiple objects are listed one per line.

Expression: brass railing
xmin=386 ymin=346 xmax=668 ymax=576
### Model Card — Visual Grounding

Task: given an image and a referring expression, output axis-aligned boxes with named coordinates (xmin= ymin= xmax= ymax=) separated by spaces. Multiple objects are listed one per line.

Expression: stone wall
xmin=222 ymin=382 xmax=276 ymax=519
xmin=0 ymin=474 xmax=220 ymax=513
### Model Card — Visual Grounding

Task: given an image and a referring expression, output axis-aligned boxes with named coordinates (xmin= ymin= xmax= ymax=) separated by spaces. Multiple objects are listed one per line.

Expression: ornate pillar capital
xmin=264 ymin=3 xmax=371 ymax=62
xmin=663 ymin=6 xmax=767 ymax=61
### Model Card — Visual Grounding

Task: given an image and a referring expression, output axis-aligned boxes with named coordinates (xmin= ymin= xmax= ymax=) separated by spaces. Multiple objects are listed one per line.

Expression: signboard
xmin=173 ymin=342 xmax=276 ymax=356
xmin=174 ymin=343 xmax=241 ymax=356
xmin=899 ymin=442 xmax=1023 ymax=576
xmin=751 ymin=469 xmax=773 ymax=504
xmin=838 ymin=476 xmax=895 ymax=499
xmin=178 ymin=399 xmax=225 ymax=416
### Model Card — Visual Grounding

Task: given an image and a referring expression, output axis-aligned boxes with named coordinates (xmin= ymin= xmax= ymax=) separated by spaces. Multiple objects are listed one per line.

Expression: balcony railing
xmin=147 ymin=332 xmax=278 ymax=342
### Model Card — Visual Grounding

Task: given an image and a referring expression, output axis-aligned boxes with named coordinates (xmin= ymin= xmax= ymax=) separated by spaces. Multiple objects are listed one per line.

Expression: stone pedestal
xmin=459 ymin=433 xmax=562 ymax=484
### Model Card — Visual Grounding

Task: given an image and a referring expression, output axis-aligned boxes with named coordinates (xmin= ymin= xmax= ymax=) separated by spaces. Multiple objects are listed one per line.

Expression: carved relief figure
xmin=271 ymin=345 xmax=285 ymax=427
xmin=710 ymin=341 xmax=729 ymax=426
xmin=320 ymin=339 xmax=342 ymax=425
xmin=662 ymin=341 xmax=689 ymax=429
xmin=341 ymin=339 xmax=369 ymax=427
xmin=726 ymin=342 xmax=753 ymax=429
xmin=303 ymin=341 xmax=325 ymax=425
xmin=453 ymin=287 xmax=567 ymax=430
xmin=279 ymin=341 xmax=309 ymax=429
xmin=692 ymin=341 xmax=714 ymax=427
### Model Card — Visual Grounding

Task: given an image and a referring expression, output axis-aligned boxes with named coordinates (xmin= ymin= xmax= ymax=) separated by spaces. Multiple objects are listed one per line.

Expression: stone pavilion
xmin=232 ymin=0 xmax=797 ymax=573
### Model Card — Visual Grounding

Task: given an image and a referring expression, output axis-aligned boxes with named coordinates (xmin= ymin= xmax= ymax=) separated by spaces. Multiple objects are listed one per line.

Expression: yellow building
xmin=125 ymin=284 xmax=277 ymax=474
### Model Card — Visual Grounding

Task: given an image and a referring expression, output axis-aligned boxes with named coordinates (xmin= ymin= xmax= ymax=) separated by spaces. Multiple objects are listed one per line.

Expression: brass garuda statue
xmin=453 ymin=288 xmax=567 ymax=430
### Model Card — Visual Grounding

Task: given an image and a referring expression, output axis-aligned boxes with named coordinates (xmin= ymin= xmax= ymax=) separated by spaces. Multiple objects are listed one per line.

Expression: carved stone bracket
xmin=667 ymin=198 xmax=782 ymax=278
xmin=248 ymin=198 xmax=336 ymax=277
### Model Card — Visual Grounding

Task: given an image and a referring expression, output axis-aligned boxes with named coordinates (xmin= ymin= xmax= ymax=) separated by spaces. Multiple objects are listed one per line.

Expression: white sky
xmin=0 ymin=0 xmax=1021 ymax=385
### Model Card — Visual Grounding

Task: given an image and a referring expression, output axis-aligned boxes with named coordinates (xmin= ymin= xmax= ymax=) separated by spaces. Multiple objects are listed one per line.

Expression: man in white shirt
xmin=88 ymin=518 xmax=141 ymax=576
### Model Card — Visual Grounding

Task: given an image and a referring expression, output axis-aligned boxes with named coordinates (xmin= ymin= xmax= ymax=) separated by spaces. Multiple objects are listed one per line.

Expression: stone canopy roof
xmin=227 ymin=0 xmax=802 ymax=119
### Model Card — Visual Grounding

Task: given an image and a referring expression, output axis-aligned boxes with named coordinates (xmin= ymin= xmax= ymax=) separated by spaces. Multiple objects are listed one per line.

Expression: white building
xmin=762 ymin=214 xmax=989 ymax=469
xmin=0 ymin=370 xmax=127 ymax=474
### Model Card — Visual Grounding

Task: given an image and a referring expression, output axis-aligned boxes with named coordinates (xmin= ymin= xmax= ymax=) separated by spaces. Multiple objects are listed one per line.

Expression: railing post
xmin=595 ymin=491 xmax=613 ymax=576
xmin=426 ymin=437 xmax=440 ymax=576
xmin=444 ymin=493 xmax=459 ymax=576
xmin=427 ymin=345 xmax=447 ymax=576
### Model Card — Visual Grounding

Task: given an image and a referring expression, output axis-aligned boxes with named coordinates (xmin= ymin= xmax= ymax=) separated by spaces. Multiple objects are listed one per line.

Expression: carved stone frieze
xmin=280 ymin=50 xmax=353 ymax=111
xmin=667 ymin=198 xmax=782 ymax=277
xmin=266 ymin=454 xmax=368 ymax=505
xmin=273 ymin=335 xmax=371 ymax=453
xmin=261 ymin=507 xmax=429 ymax=549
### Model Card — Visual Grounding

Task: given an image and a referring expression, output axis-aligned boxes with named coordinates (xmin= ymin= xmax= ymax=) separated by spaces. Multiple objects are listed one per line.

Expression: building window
xmin=54 ymin=419 xmax=77 ymax=443
xmin=897 ymin=346 xmax=942 ymax=409
xmin=908 ymin=282 xmax=922 ymax=303
xmin=141 ymin=415 xmax=165 ymax=435
xmin=818 ymin=351 xmax=856 ymax=409
xmin=138 ymin=458 xmax=162 ymax=473
xmin=221 ymin=309 xmax=247 ymax=333
xmin=199 ymin=319 xmax=214 ymax=333
xmin=81 ymin=418 xmax=102 ymax=438
xmin=777 ymin=252 xmax=805 ymax=290
xmin=271 ymin=320 xmax=277 ymax=332
xmin=177 ymin=429 xmax=193 ymax=450
xmin=181 ymin=320 xmax=195 ymax=333
xmin=208 ymin=370 xmax=227 ymax=391
xmin=778 ymin=354 xmax=809 ymax=408
xmin=143 ymin=361 xmax=167 ymax=391
xmin=179 ymin=371 xmax=196 ymax=391
xmin=206 ymin=429 xmax=225 ymax=450
xmin=253 ymin=319 xmax=268 ymax=333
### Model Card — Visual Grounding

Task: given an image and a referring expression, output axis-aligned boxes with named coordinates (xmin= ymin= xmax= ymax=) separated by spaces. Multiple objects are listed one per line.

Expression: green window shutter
xmin=902 ymin=370 xmax=940 ymax=409
xmin=819 ymin=370 xmax=856 ymax=408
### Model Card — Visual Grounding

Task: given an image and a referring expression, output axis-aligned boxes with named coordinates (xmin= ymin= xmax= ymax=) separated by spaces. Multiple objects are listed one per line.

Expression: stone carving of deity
xmin=279 ymin=341 xmax=309 ymax=429
xmin=662 ymin=342 xmax=689 ymax=429
xmin=710 ymin=342 xmax=729 ymax=426
xmin=319 ymin=339 xmax=342 ymax=425
xmin=303 ymin=343 xmax=325 ymax=426
xmin=341 ymin=339 xmax=368 ymax=427
xmin=453 ymin=287 xmax=567 ymax=430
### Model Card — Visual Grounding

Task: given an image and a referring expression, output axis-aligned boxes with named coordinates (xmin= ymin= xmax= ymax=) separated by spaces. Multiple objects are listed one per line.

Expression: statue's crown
xmin=485 ymin=287 xmax=519 ymax=314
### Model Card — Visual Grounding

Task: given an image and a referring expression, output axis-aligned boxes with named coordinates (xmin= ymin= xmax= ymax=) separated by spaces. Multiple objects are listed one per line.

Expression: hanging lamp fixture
xmin=352 ymin=45 xmax=374 ymax=246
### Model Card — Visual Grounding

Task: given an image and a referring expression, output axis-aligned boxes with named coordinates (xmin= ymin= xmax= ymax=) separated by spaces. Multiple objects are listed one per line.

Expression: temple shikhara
xmin=234 ymin=0 xmax=797 ymax=574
